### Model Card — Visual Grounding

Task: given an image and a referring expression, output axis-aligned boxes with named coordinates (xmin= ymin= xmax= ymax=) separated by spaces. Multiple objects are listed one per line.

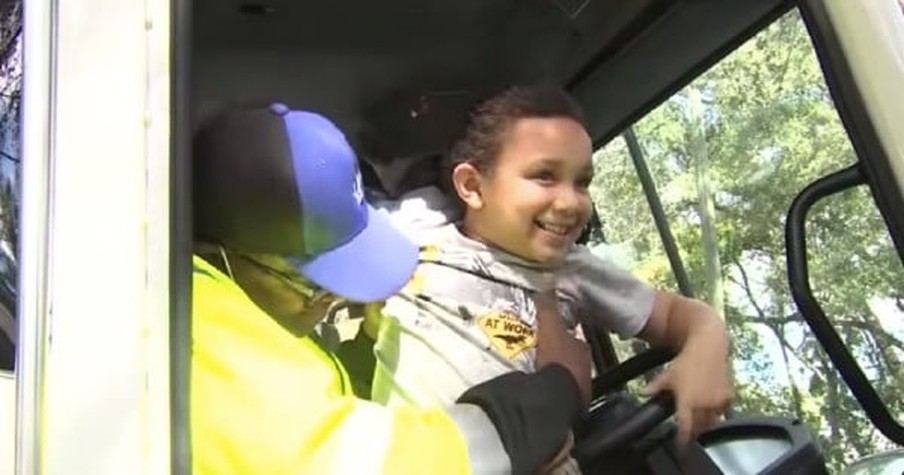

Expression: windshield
xmin=588 ymin=9 xmax=904 ymax=471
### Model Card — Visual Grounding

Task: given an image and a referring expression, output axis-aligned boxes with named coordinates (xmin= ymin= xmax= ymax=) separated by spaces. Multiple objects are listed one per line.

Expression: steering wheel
xmin=572 ymin=347 xmax=677 ymax=466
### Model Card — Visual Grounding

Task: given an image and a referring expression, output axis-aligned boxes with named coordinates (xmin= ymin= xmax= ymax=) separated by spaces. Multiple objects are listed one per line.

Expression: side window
xmin=0 ymin=0 xmax=21 ymax=371
xmin=589 ymin=10 xmax=903 ymax=472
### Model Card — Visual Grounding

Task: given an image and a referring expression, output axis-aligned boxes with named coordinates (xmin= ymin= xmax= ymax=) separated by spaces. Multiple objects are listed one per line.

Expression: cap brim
xmin=292 ymin=204 xmax=418 ymax=302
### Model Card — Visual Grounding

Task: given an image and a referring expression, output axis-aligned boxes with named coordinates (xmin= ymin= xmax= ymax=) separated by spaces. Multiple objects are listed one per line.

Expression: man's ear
xmin=451 ymin=162 xmax=485 ymax=210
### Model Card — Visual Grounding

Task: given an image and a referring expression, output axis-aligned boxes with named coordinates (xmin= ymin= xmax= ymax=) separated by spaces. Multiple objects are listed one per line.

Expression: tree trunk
xmin=686 ymin=87 xmax=725 ymax=318
xmin=686 ymin=88 xmax=735 ymax=419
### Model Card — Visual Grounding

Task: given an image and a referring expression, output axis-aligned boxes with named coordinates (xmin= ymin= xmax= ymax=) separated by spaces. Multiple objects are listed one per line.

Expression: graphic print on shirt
xmin=402 ymin=230 xmax=580 ymax=369
xmin=477 ymin=310 xmax=537 ymax=359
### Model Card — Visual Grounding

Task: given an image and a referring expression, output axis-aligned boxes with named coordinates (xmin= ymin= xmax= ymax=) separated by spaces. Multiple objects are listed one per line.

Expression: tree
xmin=590 ymin=11 xmax=904 ymax=472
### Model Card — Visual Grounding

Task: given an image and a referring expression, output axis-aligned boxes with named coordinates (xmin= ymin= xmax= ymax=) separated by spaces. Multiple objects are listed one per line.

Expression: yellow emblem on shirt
xmin=405 ymin=246 xmax=443 ymax=294
xmin=478 ymin=311 xmax=537 ymax=360
xmin=419 ymin=245 xmax=442 ymax=263
xmin=402 ymin=268 xmax=426 ymax=294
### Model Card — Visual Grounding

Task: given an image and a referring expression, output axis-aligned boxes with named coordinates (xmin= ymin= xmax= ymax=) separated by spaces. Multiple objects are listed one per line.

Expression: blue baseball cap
xmin=193 ymin=103 xmax=417 ymax=302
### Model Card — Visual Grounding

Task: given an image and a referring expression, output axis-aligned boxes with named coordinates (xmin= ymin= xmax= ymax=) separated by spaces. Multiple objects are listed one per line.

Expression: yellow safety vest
xmin=190 ymin=256 xmax=475 ymax=474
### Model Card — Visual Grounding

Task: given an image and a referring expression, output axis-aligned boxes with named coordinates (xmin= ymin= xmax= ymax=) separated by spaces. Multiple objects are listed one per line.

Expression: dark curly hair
xmin=445 ymin=84 xmax=585 ymax=183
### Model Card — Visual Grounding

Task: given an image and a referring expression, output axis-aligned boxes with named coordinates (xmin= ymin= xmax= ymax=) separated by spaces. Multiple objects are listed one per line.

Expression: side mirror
xmin=840 ymin=449 xmax=904 ymax=475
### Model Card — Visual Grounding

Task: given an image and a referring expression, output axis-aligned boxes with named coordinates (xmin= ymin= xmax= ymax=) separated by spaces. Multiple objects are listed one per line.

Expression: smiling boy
xmin=370 ymin=85 xmax=732 ymax=461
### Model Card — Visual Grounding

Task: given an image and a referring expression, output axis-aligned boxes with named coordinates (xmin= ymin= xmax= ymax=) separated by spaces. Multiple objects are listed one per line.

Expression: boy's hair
xmin=445 ymin=84 xmax=585 ymax=181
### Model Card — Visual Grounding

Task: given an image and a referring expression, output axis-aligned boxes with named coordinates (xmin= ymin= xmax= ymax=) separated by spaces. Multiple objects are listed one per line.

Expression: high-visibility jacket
xmin=190 ymin=256 xmax=509 ymax=474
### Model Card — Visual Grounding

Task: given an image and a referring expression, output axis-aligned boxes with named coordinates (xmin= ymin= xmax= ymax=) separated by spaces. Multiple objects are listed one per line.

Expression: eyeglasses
xmin=235 ymin=252 xmax=333 ymax=304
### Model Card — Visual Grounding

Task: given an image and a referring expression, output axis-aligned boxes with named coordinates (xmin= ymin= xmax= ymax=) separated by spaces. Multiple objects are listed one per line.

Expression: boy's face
xmin=459 ymin=117 xmax=593 ymax=263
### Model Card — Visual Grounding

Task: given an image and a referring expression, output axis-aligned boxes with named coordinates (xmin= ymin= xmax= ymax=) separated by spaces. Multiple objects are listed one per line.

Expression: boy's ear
xmin=451 ymin=162 xmax=484 ymax=210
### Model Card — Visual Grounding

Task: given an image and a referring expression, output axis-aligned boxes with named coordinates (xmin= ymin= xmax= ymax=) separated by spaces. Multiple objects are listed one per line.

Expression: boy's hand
xmin=534 ymin=291 xmax=592 ymax=408
xmin=640 ymin=292 xmax=733 ymax=446
xmin=644 ymin=338 xmax=732 ymax=446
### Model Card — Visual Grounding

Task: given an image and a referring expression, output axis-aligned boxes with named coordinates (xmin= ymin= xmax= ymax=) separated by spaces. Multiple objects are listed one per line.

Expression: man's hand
xmin=534 ymin=291 xmax=592 ymax=408
xmin=641 ymin=292 xmax=732 ymax=446
xmin=538 ymin=432 xmax=575 ymax=474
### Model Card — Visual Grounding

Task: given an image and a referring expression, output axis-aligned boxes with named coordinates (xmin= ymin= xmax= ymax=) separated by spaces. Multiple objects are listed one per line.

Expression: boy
xmin=370 ymin=85 xmax=732 ymax=457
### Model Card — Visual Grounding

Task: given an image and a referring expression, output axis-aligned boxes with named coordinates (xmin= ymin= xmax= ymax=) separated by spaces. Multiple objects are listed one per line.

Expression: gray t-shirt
xmin=372 ymin=224 xmax=656 ymax=408
xmin=415 ymin=224 xmax=655 ymax=338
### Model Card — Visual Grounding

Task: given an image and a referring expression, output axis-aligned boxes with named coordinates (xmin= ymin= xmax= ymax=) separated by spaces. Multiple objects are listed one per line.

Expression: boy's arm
xmin=637 ymin=291 xmax=733 ymax=445
xmin=569 ymin=249 xmax=732 ymax=444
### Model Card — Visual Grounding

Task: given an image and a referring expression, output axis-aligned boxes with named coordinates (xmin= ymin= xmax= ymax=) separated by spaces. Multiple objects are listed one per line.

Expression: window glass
xmin=0 ymin=0 xmax=22 ymax=371
xmin=590 ymin=10 xmax=904 ymax=471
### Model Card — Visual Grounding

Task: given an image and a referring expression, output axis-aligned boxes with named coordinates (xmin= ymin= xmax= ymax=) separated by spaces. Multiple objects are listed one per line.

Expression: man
xmin=190 ymin=103 xmax=591 ymax=474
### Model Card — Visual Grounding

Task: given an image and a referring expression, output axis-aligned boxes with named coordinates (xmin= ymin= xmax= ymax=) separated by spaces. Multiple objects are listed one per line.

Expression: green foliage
xmin=590 ymin=10 xmax=904 ymax=472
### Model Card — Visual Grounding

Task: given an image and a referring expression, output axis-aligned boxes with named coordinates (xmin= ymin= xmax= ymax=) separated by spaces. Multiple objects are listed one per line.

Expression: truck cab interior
xmin=182 ymin=0 xmax=904 ymax=474
xmin=1 ymin=0 xmax=902 ymax=473
xmin=183 ymin=0 xmax=904 ymax=473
